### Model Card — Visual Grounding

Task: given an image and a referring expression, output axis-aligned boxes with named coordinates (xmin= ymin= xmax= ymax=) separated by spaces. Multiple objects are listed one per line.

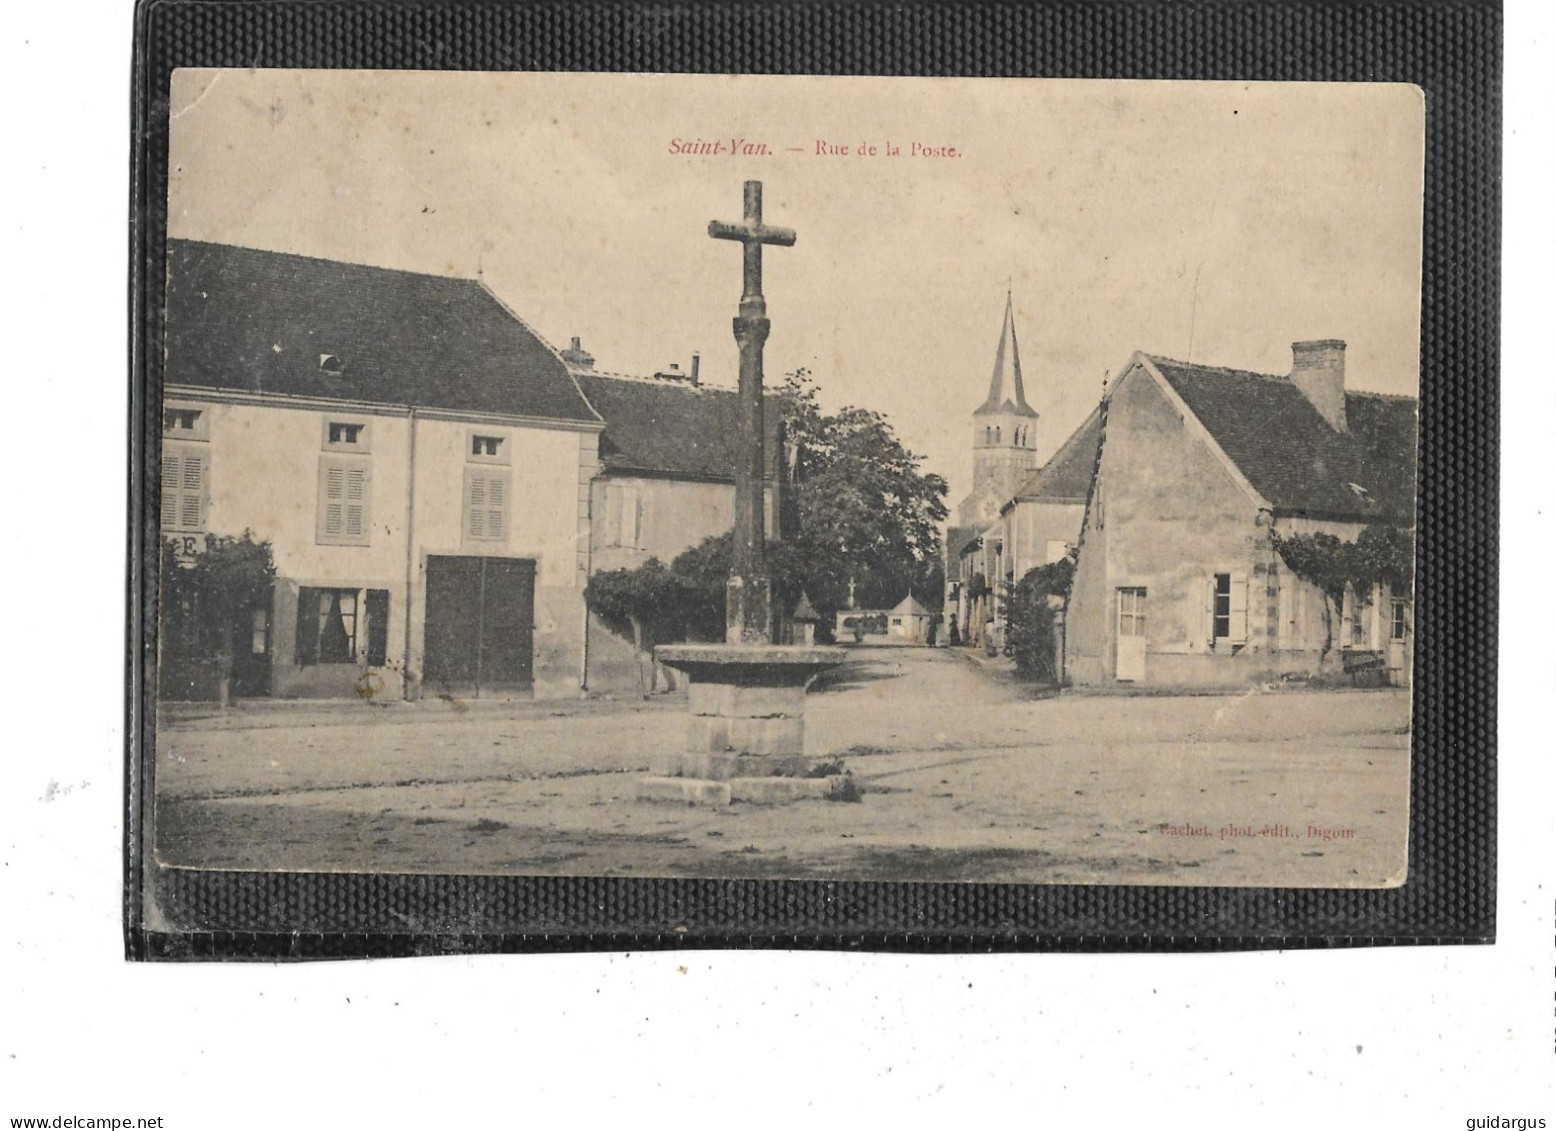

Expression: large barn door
xmin=424 ymin=555 xmax=535 ymax=697
xmin=478 ymin=557 xmax=536 ymax=690
xmin=1115 ymin=587 xmax=1147 ymax=682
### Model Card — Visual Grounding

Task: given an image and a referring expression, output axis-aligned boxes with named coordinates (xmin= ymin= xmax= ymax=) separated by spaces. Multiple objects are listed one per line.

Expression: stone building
xmin=159 ymin=239 xmax=604 ymax=701
xmin=565 ymin=346 xmax=783 ymax=695
xmin=1063 ymin=343 xmax=1417 ymax=687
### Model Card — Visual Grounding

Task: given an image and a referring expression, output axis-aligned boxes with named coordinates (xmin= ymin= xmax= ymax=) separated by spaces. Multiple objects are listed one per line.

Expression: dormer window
xmin=467 ymin=430 xmax=510 ymax=465
xmin=319 ymin=353 xmax=344 ymax=374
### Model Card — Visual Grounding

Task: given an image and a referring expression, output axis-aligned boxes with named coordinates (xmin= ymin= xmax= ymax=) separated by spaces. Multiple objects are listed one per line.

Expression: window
xmin=162 ymin=402 xmax=209 ymax=440
xmin=296 ymin=588 xmax=359 ymax=665
xmin=1391 ymin=599 xmax=1409 ymax=641
xmin=160 ymin=446 xmax=207 ymax=532
xmin=295 ymin=587 xmax=390 ymax=667
xmin=464 ymin=467 xmax=509 ymax=542
xmin=164 ymin=408 xmax=200 ymax=433
xmin=603 ymin=483 xmax=641 ymax=549
xmin=1118 ymin=587 xmax=1147 ymax=637
xmin=317 ymin=457 xmax=371 ymax=546
xmin=1210 ymin=572 xmax=1248 ymax=646
xmin=467 ymin=429 xmax=511 ymax=465
xmin=322 ymin=419 xmax=371 ymax=453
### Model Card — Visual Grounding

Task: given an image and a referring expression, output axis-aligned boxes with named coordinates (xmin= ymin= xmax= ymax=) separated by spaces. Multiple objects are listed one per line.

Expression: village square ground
xmin=153 ymin=649 xmax=1411 ymax=887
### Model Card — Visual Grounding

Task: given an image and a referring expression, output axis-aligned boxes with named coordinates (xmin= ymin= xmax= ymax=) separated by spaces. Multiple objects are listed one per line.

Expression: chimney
xmin=1290 ymin=339 xmax=1348 ymax=433
xmin=689 ymin=351 xmax=701 ymax=386
xmin=560 ymin=336 xmax=595 ymax=370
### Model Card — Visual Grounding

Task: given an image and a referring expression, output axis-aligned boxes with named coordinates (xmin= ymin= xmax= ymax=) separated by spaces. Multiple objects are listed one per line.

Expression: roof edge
xmin=478 ymin=279 xmax=604 ymax=425
xmin=1133 ymin=354 xmax=1272 ymax=512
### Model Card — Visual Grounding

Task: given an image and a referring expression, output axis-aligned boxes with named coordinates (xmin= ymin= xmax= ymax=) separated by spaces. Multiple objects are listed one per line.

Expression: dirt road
xmin=155 ymin=648 xmax=1411 ymax=886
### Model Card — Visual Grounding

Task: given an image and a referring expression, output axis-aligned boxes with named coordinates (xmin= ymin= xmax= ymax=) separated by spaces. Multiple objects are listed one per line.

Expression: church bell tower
xmin=958 ymin=292 xmax=1039 ymax=526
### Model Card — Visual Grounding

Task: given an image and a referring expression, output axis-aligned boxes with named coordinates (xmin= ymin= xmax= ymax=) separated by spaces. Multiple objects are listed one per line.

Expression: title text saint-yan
xmin=668 ymin=137 xmax=772 ymax=156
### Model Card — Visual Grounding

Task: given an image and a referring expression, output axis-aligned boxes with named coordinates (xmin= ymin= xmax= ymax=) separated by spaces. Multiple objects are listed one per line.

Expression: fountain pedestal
xmin=637 ymin=644 xmax=847 ymax=805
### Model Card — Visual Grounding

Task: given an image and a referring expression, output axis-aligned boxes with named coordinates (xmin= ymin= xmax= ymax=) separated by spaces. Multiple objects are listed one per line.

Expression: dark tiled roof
xmin=572 ymin=372 xmax=783 ymax=481
xmin=164 ymin=240 xmax=600 ymax=424
xmin=945 ymin=525 xmax=982 ymax=559
xmin=1148 ymin=356 xmax=1418 ymax=523
xmin=1011 ymin=405 xmax=1103 ymax=506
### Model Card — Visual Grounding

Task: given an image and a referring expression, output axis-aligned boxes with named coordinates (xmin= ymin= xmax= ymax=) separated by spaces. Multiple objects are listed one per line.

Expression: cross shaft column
xmin=708 ymin=180 xmax=796 ymax=645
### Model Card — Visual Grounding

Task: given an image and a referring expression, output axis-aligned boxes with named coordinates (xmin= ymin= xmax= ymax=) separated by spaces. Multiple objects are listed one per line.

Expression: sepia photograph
xmin=151 ymin=70 xmax=1424 ymax=888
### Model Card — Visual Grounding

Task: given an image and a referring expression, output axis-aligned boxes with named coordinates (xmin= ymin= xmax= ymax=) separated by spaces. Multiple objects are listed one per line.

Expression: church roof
xmin=163 ymin=240 xmax=601 ymax=424
xmin=975 ymin=292 xmax=1038 ymax=418
xmin=1146 ymin=355 xmax=1418 ymax=523
xmin=1008 ymin=405 xmax=1104 ymax=508
xmin=572 ymin=371 xmax=783 ymax=482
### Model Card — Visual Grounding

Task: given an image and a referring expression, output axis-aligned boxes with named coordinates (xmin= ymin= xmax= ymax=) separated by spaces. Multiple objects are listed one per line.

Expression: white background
xmin=2 ymin=2 xmax=1551 ymax=1127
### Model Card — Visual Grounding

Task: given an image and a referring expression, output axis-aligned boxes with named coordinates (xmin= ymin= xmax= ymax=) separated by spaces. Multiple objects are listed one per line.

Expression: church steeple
xmin=956 ymin=290 xmax=1041 ymax=527
xmin=975 ymin=290 xmax=1037 ymax=418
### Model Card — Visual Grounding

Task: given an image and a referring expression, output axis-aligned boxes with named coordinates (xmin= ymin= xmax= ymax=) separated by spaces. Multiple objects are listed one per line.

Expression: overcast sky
xmin=168 ymin=70 xmax=1423 ymax=500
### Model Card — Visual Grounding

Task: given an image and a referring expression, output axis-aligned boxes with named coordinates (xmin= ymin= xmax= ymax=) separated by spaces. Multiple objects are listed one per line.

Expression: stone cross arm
xmin=707 ymin=219 xmax=798 ymax=247
xmin=708 ymin=181 xmax=796 ymax=306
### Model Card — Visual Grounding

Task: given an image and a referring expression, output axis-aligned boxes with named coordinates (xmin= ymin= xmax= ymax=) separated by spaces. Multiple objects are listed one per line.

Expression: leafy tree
xmin=159 ymin=531 xmax=276 ymax=702
xmin=583 ymin=557 xmax=690 ymax=696
xmin=1001 ymin=555 xmax=1076 ymax=682
xmin=1270 ymin=524 xmax=1414 ymax=665
xmin=584 ymin=369 xmax=950 ymax=662
xmin=779 ymin=368 xmax=949 ymax=614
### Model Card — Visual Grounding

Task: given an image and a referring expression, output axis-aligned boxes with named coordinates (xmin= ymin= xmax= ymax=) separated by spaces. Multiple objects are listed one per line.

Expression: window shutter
xmin=1229 ymin=572 xmax=1249 ymax=644
xmin=486 ymin=473 xmax=505 ymax=539
xmin=319 ymin=457 xmax=370 ymax=545
xmin=365 ymin=589 xmax=390 ymax=667
xmin=295 ymin=587 xmax=320 ymax=665
xmin=344 ymin=465 xmax=368 ymax=539
xmin=161 ymin=452 xmax=180 ymax=527
xmin=1204 ymin=576 xmax=1215 ymax=648
xmin=322 ymin=463 xmax=345 ymax=538
xmin=467 ymin=473 xmax=486 ymax=539
xmin=180 ymin=453 xmax=205 ymax=529
xmin=467 ymin=470 xmax=506 ymax=541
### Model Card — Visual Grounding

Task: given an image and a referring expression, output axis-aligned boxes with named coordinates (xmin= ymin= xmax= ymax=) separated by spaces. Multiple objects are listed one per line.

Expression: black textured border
xmin=127 ymin=1 xmax=1499 ymax=959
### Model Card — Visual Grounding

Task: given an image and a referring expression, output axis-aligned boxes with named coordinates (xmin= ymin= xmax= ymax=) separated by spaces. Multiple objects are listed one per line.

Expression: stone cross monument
xmin=707 ymin=180 xmax=796 ymax=645
xmin=642 ymin=182 xmax=849 ymax=807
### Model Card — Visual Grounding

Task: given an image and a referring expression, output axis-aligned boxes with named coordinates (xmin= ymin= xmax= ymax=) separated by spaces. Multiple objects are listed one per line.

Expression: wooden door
xmin=1115 ymin=587 xmax=1147 ymax=682
xmin=423 ymin=555 xmax=535 ymax=696
xmin=229 ymin=599 xmax=272 ymax=698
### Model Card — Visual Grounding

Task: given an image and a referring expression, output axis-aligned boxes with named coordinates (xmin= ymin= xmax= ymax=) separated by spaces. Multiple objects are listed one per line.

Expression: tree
xmin=159 ymin=531 xmax=276 ymax=703
xmin=584 ymin=369 xmax=951 ymax=666
xmin=1001 ymin=555 xmax=1076 ymax=682
xmin=1270 ymin=524 xmax=1414 ymax=666
xmin=582 ymin=557 xmax=687 ymax=696
xmin=779 ymin=368 xmax=949 ymax=614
